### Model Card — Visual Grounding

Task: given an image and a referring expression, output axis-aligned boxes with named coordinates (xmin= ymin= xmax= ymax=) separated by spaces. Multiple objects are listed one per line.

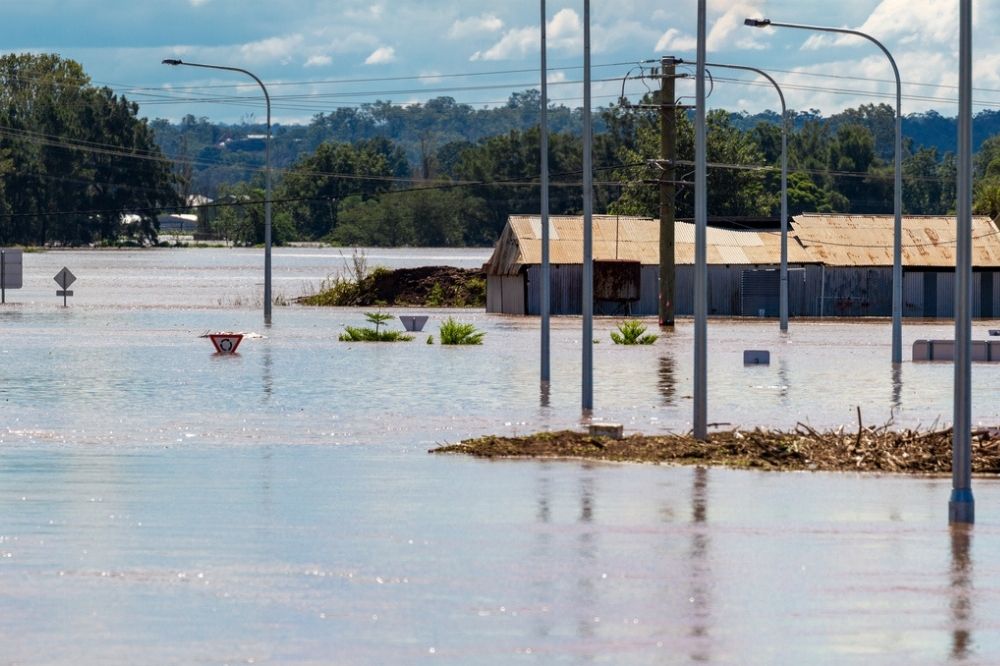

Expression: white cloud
xmin=238 ymin=34 xmax=304 ymax=65
xmin=345 ymin=4 xmax=383 ymax=21
xmin=304 ymin=54 xmax=332 ymax=68
xmin=449 ymin=14 xmax=503 ymax=39
xmin=471 ymin=8 xmax=580 ymax=61
xmin=655 ymin=28 xmax=697 ymax=52
xmin=420 ymin=70 xmax=443 ymax=84
xmin=188 ymin=0 xmax=210 ymax=5
xmin=707 ymin=2 xmax=768 ymax=50
xmin=364 ymin=46 xmax=396 ymax=65
xmin=593 ymin=19 xmax=660 ymax=55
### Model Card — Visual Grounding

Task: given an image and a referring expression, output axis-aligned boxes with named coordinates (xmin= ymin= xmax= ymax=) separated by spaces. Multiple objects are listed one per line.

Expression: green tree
xmin=213 ymin=182 xmax=294 ymax=246
xmin=0 ymin=53 xmax=178 ymax=246
xmin=277 ymin=138 xmax=410 ymax=240
xmin=332 ymin=188 xmax=490 ymax=247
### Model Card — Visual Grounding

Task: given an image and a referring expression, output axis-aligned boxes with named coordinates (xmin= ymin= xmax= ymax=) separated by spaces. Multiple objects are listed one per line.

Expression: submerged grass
xmin=439 ymin=317 xmax=484 ymax=345
xmin=610 ymin=320 xmax=658 ymax=345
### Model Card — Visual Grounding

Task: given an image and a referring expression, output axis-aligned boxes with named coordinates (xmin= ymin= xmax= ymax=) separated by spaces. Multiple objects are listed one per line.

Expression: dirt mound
xmin=366 ymin=266 xmax=485 ymax=307
xmin=298 ymin=265 xmax=485 ymax=308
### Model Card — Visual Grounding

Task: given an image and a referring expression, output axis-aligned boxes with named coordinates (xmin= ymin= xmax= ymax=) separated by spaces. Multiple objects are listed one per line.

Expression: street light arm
xmin=747 ymin=20 xmax=900 ymax=84
xmin=161 ymin=59 xmax=271 ymax=109
xmin=745 ymin=16 xmax=904 ymax=363
xmin=677 ymin=58 xmax=789 ymax=331
xmin=161 ymin=57 xmax=273 ymax=324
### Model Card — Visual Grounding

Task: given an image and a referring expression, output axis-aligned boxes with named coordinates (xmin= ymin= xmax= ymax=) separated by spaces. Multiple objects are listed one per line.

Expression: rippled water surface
xmin=2 ymin=248 xmax=1000 ymax=664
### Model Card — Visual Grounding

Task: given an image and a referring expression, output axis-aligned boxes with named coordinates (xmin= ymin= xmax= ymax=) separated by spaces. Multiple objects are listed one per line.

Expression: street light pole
xmin=951 ymin=0 xmax=974 ymax=525
xmin=162 ymin=58 xmax=273 ymax=325
xmin=540 ymin=0 xmax=551 ymax=386
xmin=693 ymin=0 xmax=707 ymax=440
xmin=678 ymin=59 xmax=789 ymax=331
xmin=744 ymin=18 xmax=903 ymax=361
xmin=581 ymin=0 xmax=594 ymax=413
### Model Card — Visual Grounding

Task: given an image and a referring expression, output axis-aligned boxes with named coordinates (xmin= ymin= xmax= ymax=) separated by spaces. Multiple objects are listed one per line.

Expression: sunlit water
xmin=1 ymin=247 xmax=1000 ymax=663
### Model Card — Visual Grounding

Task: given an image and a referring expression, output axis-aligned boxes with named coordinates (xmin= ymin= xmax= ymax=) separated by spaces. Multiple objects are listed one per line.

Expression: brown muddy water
xmin=1 ymin=247 xmax=999 ymax=663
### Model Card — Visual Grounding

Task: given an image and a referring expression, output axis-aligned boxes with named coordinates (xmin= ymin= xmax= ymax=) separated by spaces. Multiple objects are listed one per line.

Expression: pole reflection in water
xmin=576 ymin=473 xmax=597 ymax=642
xmin=261 ymin=343 xmax=274 ymax=403
xmin=658 ymin=354 xmax=677 ymax=406
xmin=540 ymin=381 xmax=551 ymax=408
xmin=891 ymin=363 xmax=903 ymax=411
xmin=689 ymin=466 xmax=711 ymax=663
xmin=777 ymin=358 xmax=790 ymax=403
xmin=532 ymin=469 xmax=554 ymax=641
xmin=950 ymin=525 xmax=974 ymax=662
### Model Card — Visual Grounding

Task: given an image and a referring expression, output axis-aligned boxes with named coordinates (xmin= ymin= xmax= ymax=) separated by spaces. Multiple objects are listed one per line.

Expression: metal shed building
xmin=793 ymin=214 xmax=1000 ymax=318
xmin=485 ymin=213 xmax=1000 ymax=318
xmin=484 ymin=214 xmax=815 ymax=316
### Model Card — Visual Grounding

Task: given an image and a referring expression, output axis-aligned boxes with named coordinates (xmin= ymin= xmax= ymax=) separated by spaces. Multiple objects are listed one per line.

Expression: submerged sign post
xmin=1 ymin=249 xmax=23 ymax=304
xmin=54 ymin=267 xmax=75 ymax=307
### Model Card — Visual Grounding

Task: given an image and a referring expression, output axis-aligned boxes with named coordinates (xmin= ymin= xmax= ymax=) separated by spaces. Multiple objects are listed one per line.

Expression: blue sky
xmin=3 ymin=0 xmax=998 ymax=125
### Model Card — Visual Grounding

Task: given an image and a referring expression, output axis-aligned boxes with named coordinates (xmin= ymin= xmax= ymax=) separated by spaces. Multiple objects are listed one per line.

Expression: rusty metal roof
xmin=485 ymin=214 xmax=1000 ymax=274
xmin=486 ymin=215 xmax=812 ymax=275
xmin=791 ymin=214 xmax=1000 ymax=267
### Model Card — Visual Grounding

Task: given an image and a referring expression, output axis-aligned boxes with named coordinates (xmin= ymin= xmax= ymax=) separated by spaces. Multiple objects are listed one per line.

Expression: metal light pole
xmin=951 ymin=0 xmax=974 ymax=525
xmin=162 ymin=58 xmax=273 ymax=325
xmin=581 ymin=0 xmax=594 ymax=413
xmin=678 ymin=59 xmax=789 ymax=331
xmin=745 ymin=18 xmax=903 ymax=361
xmin=693 ymin=0 xmax=707 ymax=440
xmin=540 ymin=0 xmax=551 ymax=386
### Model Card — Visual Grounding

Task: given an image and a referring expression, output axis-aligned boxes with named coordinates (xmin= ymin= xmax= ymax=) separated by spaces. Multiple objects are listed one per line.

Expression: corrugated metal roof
xmin=486 ymin=214 xmax=1000 ymax=274
xmin=486 ymin=215 xmax=812 ymax=275
xmin=792 ymin=214 xmax=1000 ymax=267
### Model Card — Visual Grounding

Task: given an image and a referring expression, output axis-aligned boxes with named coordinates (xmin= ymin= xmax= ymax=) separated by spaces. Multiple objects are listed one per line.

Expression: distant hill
xmin=149 ymin=92 xmax=998 ymax=197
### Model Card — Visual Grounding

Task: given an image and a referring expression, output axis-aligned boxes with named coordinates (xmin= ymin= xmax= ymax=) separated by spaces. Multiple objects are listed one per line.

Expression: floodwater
xmin=2 ymin=247 xmax=1000 ymax=664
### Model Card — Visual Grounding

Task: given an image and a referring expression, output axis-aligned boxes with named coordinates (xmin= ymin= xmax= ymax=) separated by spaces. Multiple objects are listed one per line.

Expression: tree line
xmin=2 ymin=54 xmax=1000 ymax=248
xmin=205 ymin=97 xmax=1000 ymax=247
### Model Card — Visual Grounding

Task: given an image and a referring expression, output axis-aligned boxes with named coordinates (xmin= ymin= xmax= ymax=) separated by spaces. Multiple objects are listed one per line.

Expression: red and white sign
xmin=208 ymin=333 xmax=244 ymax=354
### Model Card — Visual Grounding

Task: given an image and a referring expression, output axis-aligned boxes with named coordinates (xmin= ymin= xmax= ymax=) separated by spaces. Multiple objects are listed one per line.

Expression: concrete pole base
xmin=949 ymin=489 xmax=975 ymax=524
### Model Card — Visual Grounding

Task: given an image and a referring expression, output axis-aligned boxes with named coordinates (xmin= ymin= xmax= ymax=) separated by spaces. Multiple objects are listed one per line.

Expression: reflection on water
xmin=658 ymin=355 xmax=677 ymax=406
xmin=777 ymin=359 xmax=790 ymax=403
xmin=540 ymin=380 xmax=551 ymax=408
xmin=261 ymin=343 xmax=274 ymax=403
xmin=688 ymin=466 xmax=711 ymax=663
xmin=576 ymin=474 xmax=597 ymax=644
xmin=950 ymin=526 xmax=974 ymax=662
xmin=892 ymin=364 xmax=903 ymax=411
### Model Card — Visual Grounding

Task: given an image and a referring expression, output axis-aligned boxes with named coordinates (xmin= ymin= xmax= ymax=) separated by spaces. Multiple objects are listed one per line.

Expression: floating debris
xmin=432 ymin=414 xmax=1000 ymax=475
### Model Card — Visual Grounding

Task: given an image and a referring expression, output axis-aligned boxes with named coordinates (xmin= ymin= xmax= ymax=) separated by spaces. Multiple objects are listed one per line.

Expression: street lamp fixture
xmin=162 ymin=58 xmax=274 ymax=325
xmin=745 ymin=17 xmax=904 ymax=363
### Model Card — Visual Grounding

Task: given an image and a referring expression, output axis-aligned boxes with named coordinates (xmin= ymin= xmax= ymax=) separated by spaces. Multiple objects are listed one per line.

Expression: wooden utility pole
xmin=659 ymin=56 xmax=677 ymax=327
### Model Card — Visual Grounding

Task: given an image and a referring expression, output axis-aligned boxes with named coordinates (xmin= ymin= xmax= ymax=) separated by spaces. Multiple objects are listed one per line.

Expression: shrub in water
xmin=338 ymin=311 xmax=413 ymax=342
xmin=439 ymin=317 xmax=484 ymax=345
xmin=610 ymin=320 xmax=658 ymax=345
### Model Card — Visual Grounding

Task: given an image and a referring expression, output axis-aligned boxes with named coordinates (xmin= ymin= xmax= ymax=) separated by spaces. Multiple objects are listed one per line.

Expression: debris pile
xmin=433 ymin=417 xmax=1000 ymax=474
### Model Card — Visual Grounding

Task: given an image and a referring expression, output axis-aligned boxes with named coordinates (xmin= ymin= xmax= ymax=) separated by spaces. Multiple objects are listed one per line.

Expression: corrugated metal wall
xmin=486 ymin=274 xmax=527 ymax=314
xmin=503 ymin=266 xmax=1000 ymax=318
